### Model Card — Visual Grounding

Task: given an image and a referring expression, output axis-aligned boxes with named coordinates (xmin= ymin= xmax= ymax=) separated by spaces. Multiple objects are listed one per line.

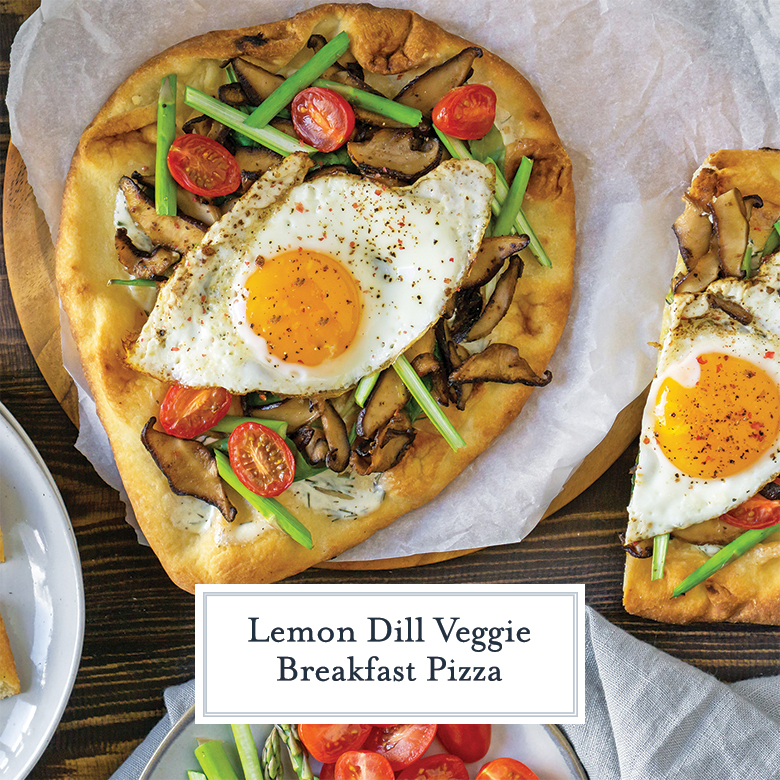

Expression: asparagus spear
xmin=244 ymin=32 xmax=351 ymax=129
xmin=393 ymin=354 xmax=466 ymax=451
xmin=672 ymin=522 xmax=780 ymax=597
xmin=492 ymin=155 xmax=533 ymax=238
xmin=275 ymin=725 xmax=315 ymax=780
xmin=155 ymin=74 xmax=178 ymax=216
xmin=651 ymin=533 xmax=669 ymax=580
xmin=261 ymin=727 xmax=283 ymax=780
xmin=214 ymin=451 xmax=313 ymax=549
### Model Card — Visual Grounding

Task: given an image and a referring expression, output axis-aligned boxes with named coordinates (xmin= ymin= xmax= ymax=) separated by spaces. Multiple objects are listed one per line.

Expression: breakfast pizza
xmin=55 ymin=3 xmax=576 ymax=590
xmin=624 ymin=148 xmax=780 ymax=624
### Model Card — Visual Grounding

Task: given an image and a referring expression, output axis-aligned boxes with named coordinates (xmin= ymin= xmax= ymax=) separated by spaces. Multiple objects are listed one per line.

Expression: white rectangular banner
xmin=195 ymin=584 xmax=585 ymax=724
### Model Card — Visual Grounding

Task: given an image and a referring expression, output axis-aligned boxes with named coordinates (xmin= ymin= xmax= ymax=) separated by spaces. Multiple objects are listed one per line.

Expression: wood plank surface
xmin=0 ymin=5 xmax=778 ymax=780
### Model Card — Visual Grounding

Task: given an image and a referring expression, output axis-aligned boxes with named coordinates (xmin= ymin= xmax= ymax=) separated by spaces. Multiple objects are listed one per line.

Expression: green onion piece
xmin=155 ymin=74 xmax=178 ymax=216
xmin=433 ymin=127 xmax=552 ymax=267
xmin=355 ymin=372 xmax=379 ymax=407
xmin=188 ymin=772 xmax=208 ymax=780
xmin=741 ymin=241 xmax=754 ymax=277
xmin=210 ymin=416 xmax=288 ymax=438
xmin=493 ymin=156 xmax=533 ymax=238
xmin=312 ymin=78 xmax=423 ymax=127
xmin=651 ymin=533 xmax=669 ymax=580
xmin=184 ymin=87 xmax=317 ymax=156
xmin=469 ymin=124 xmax=506 ymax=171
xmin=672 ymin=521 xmax=780 ymax=597
xmin=244 ymin=31 xmax=350 ymax=129
xmin=393 ymin=354 xmax=465 ymax=451
xmin=108 ymin=278 xmax=158 ymax=287
xmin=231 ymin=725 xmax=263 ymax=780
xmin=194 ymin=740 xmax=241 ymax=780
xmin=215 ymin=451 xmax=313 ymax=549
xmin=762 ymin=219 xmax=780 ymax=257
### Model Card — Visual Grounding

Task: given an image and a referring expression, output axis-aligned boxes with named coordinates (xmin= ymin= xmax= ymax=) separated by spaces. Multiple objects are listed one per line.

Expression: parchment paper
xmin=8 ymin=0 xmax=780 ymax=561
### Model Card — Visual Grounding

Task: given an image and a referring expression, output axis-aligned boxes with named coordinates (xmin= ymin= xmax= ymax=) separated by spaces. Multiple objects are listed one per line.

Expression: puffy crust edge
xmin=56 ymin=3 xmax=576 ymax=591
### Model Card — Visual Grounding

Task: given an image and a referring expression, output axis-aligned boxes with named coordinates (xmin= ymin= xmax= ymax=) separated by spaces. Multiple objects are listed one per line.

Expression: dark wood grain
xmin=0 ymin=5 xmax=778 ymax=780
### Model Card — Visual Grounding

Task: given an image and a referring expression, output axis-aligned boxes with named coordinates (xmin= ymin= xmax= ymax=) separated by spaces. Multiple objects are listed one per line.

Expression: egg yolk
xmin=654 ymin=352 xmax=780 ymax=479
xmin=244 ymin=248 xmax=362 ymax=367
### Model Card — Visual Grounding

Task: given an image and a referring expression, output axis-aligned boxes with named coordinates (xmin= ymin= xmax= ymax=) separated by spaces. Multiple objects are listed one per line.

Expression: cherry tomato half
xmin=721 ymin=483 xmax=780 ymax=529
xmin=318 ymin=764 xmax=336 ymax=780
xmin=432 ymin=84 xmax=497 ymax=140
xmin=397 ymin=753 xmax=469 ymax=780
xmin=362 ymin=725 xmax=438 ymax=771
xmin=167 ymin=134 xmax=241 ymax=197
xmin=335 ymin=751 xmax=395 ymax=780
xmin=291 ymin=87 xmax=356 ymax=152
xmin=437 ymin=724 xmax=492 ymax=764
xmin=158 ymin=384 xmax=232 ymax=439
xmin=476 ymin=757 xmax=540 ymax=780
xmin=298 ymin=724 xmax=372 ymax=764
xmin=228 ymin=422 xmax=296 ymax=497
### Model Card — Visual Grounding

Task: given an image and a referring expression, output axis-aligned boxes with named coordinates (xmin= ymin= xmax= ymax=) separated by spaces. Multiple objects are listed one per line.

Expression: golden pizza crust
xmin=0 ymin=611 xmax=20 ymax=700
xmin=56 ymin=4 xmax=576 ymax=590
xmin=624 ymin=148 xmax=780 ymax=624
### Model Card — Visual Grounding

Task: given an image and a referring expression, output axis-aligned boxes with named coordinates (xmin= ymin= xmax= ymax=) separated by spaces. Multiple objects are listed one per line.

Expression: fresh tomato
xmin=291 ymin=87 xmax=355 ymax=152
xmin=432 ymin=84 xmax=497 ymax=140
xmin=362 ymin=724 xmax=437 ymax=771
xmin=437 ymin=724 xmax=492 ymax=763
xmin=298 ymin=724 xmax=372 ymax=764
xmin=228 ymin=421 xmax=296 ymax=497
xmin=476 ymin=757 xmax=540 ymax=780
xmin=335 ymin=751 xmax=395 ymax=780
xmin=167 ymin=133 xmax=241 ymax=197
xmin=721 ymin=485 xmax=780 ymax=529
xmin=158 ymin=384 xmax=232 ymax=439
xmin=319 ymin=763 xmax=336 ymax=780
xmin=397 ymin=753 xmax=469 ymax=780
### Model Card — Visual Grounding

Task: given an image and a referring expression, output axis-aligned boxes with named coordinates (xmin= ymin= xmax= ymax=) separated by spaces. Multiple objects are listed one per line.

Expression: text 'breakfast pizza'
xmin=54 ymin=4 xmax=576 ymax=590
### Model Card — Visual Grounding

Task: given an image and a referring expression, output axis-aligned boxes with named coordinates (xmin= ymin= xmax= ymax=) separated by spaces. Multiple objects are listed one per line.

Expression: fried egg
xmin=626 ymin=253 xmax=780 ymax=542
xmin=126 ymin=153 xmax=493 ymax=396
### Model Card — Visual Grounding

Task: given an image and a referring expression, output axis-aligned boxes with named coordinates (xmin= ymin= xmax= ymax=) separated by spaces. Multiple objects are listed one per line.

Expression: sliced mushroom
xmin=218 ymin=82 xmax=249 ymax=107
xmin=119 ymin=177 xmax=206 ymax=254
xmin=712 ymin=188 xmax=750 ymax=277
xmin=347 ymin=129 xmax=442 ymax=181
xmin=449 ymin=287 xmax=484 ymax=343
xmin=182 ymin=114 xmax=231 ymax=146
xmin=176 ymin=190 xmax=222 ymax=226
xmin=270 ymin=117 xmax=298 ymax=138
xmin=411 ymin=351 xmax=449 ymax=407
xmin=306 ymin=164 xmax=353 ymax=181
xmin=707 ymin=293 xmax=753 ymax=325
xmin=356 ymin=368 xmax=411 ymax=439
xmin=462 ymin=255 xmax=523 ymax=342
xmin=115 ymin=228 xmax=178 ymax=278
xmin=619 ymin=533 xmax=653 ymax=559
xmin=141 ymin=418 xmax=236 ymax=522
xmin=353 ymin=409 xmax=416 ymax=475
xmin=315 ymin=398 xmax=351 ymax=473
xmin=673 ymin=249 xmax=720 ymax=294
xmin=231 ymin=58 xmax=285 ymax=104
xmin=447 ymin=341 xmax=473 ymax=409
xmin=463 ymin=236 xmax=529 ymax=289
xmin=291 ymin=426 xmax=329 ymax=466
xmin=249 ymin=397 xmax=319 ymax=434
xmin=449 ymin=344 xmax=553 ymax=387
xmin=234 ymin=146 xmax=283 ymax=175
xmin=672 ymin=197 xmax=712 ymax=270
xmin=395 ymin=47 xmax=483 ymax=114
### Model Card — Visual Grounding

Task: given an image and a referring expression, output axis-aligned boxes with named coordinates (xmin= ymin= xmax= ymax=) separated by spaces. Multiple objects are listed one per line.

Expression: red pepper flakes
xmin=766 ymin=351 xmax=776 ymax=359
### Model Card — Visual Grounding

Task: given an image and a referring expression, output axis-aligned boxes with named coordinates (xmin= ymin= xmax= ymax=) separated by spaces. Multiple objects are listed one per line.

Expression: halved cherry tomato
xmin=362 ymin=725 xmax=437 ymax=771
xmin=397 ymin=753 xmax=469 ymax=780
xmin=298 ymin=724 xmax=372 ymax=764
xmin=437 ymin=724 xmax=492 ymax=763
xmin=167 ymin=134 xmax=241 ymax=197
xmin=335 ymin=750 xmax=394 ymax=780
xmin=319 ymin=763 xmax=336 ymax=780
xmin=476 ymin=757 xmax=540 ymax=780
xmin=158 ymin=384 xmax=232 ymax=439
xmin=722 ymin=481 xmax=780 ymax=529
xmin=228 ymin=422 xmax=295 ymax=497
xmin=291 ymin=87 xmax=355 ymax=152
xmin=432 ymin=84 xmax=497 ymax=140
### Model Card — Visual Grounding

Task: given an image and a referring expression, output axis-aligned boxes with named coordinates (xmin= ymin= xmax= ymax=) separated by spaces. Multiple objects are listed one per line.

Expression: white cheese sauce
xmin=289 ymin=471 xmax=385 ymax=521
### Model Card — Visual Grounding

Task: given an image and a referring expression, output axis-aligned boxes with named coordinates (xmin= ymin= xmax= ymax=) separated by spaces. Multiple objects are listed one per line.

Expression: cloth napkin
xmin=110 ymin=607 xmax=780 ymax=780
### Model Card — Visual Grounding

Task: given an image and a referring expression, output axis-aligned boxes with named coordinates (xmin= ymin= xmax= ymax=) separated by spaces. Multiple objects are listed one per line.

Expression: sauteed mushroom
xmin=674 ymin=249 xmax=720 ymax=295
xmin=672 ymin=197 xmax=712 ymax=270
xmin=141 ymin=418 xmax=236 ymax=522
xmin=315 ymin=398 xmax=351 ymax=473
xmin=712 ymin=188 xmax=750 ymax=277
xmin=356 ymin=368 xmax=411 ymax=439
xmin=463 ymin=236 xmax=528 ymax=289
xmin=707 ymin=293 xmax=753 ymax=325
xmin=230 ymin=58 xmax=285 ymax=104
xmin=449 ymin=343 xmax=553 ymax=387
xmin=461 ymin=255 xmax=523 ymax=342
xmin=347 ymin=129 xmax=442 ymax=181
xmin=115 ymin=228 xmax=178 ymax=279
xmin=353 ymin=409 xmax=416 ymax=475
xmin=249 ymin=397 xmax=319 ymax=433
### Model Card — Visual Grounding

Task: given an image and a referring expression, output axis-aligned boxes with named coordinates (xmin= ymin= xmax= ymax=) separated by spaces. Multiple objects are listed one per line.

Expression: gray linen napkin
xmin=110 ymin=607 xmax=780 ymax=780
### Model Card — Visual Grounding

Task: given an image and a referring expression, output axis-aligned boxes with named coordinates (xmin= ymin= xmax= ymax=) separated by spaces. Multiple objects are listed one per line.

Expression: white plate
xmin=0 ymin=402 xmax=85 ymax=779
xmin=140 ymin=712 xmax=588 ymax=780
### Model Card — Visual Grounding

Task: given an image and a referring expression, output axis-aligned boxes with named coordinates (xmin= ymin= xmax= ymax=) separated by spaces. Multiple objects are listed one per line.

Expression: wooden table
xmin=1 ymin=3 xmax=778 ymax=778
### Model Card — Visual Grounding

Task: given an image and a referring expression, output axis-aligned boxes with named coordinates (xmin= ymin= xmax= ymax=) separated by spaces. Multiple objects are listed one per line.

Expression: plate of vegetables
xmin=139 ymin=714 xmax=588 ymax=780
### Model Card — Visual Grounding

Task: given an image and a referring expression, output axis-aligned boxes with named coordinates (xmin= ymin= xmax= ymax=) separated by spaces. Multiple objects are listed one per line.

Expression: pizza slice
xmin=624 ymin=148 xmax=780 ymax=624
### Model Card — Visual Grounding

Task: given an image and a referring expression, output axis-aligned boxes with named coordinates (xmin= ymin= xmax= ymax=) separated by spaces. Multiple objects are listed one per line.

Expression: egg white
xmin=626 ymin=252 xmax=780 ymax=543
xmin=126 ymin=153 xmax=494 ymax=396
